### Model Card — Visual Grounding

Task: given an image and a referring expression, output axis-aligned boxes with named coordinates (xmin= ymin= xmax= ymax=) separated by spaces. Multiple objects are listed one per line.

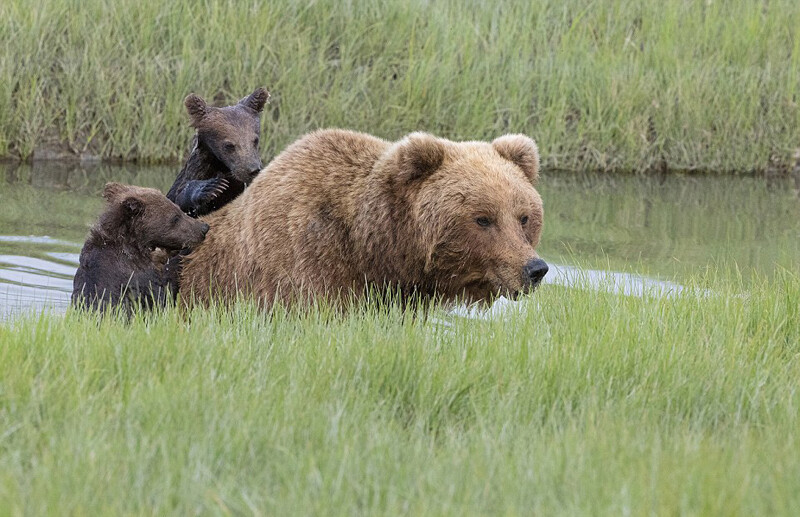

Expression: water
xmin=0 ymin=162 xmax=177 ymax=319
xmin=1 ymin=162 xmax=798 ymax=319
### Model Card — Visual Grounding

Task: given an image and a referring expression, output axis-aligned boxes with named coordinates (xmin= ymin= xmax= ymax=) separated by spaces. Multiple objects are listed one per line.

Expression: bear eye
xmin=520 ymin=215 xmax=529 ymax=226
xmin=476 ymin=216 xmax=491 ymax=228
xmin=253 ymin=137 xmax=259 ymax=147
xmin=171 ymin=214 xmax=181 ymax=226
xmin=224 ymin=142 xmax=236 ymax=153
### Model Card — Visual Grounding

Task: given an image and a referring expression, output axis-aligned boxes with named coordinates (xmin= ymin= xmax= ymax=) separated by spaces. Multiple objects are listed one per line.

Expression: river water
xmin=1 ymin=162 xmax=798 ymax=319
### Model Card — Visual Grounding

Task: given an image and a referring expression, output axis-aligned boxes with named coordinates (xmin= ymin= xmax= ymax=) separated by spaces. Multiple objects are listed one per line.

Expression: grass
xmin=1 ymin=270 xmax=799 ymax=514
xmin=2 ymin=2 xmax=800 ymax=512
xmin=1 ymin=0 xmax=799 ymax=172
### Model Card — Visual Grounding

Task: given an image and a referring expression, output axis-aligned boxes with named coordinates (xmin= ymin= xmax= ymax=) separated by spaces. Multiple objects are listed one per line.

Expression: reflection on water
xmin=0 ymin=161 xmax=176 ymax=319
xmin=0 ymin=162 xmax=798 ymax=319
xmin=0 ymin=249 xmax=78 ymax=319
xmin=537 ymin=172 xmax=800 ymax=280
xmin=450 ymin=264 xmax=698 ymax=320
xmin=543 ymin=263 xmax=691 ymax=298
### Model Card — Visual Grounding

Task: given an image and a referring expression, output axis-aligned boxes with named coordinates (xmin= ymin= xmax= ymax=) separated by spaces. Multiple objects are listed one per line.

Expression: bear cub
xmin=72 ymin=182 xmax=209 ymax=313
xmin=167 ymin=87 xmax=270 ymax=217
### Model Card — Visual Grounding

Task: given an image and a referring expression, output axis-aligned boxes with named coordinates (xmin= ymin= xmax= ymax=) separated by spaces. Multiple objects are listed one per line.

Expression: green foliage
xmin=1 ymin=272 xmax=799 ymax=514
xmin=1 ymin=0 xmax=799 ymax=172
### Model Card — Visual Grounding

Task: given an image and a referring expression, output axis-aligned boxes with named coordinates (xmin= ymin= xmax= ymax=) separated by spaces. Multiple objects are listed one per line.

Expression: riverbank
xmin=2 ymin=0 xmax=799 ymax=173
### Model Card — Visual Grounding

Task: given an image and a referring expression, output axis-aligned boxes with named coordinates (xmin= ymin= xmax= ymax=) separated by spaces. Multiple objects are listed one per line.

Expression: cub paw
xmin=190 ymin=178 xmax=229 ymax=206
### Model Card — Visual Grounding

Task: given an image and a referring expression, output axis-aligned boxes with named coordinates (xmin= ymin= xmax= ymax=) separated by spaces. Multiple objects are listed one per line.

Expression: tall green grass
xmin=1 ymin=0 xmax=799 ymax=172
xmin=1 ymin=271 xmax=799 ymax=514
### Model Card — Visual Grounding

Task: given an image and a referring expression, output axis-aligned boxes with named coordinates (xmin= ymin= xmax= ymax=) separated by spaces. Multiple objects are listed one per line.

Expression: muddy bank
xmin=5 ymin=143 xmax=800 ymax=179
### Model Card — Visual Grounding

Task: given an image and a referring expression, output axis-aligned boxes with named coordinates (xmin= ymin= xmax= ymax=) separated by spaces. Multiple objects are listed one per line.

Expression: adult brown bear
xmin=180 ymin=129 xmax=548 ymax=308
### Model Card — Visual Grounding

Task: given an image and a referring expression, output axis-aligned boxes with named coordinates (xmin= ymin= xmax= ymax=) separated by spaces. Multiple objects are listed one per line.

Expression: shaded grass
xmin=1 ymin=0 xmax=799 ymax=172
xmin=1 ymin=270 xmax=799 ymax=514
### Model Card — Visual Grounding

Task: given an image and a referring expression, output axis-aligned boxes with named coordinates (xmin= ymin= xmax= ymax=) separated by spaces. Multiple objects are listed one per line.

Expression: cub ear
xmin=102 ymin=182 xmax=129 ymax=202
xmin=396 ymin=132 xmax=447 ymax=183
xmin=238 ymin=87 xmax=270 ymax=113
xmin=122 ymin=196 xmax=144 ymax=216
xmin=184 ymin=93 xmax=208 ymax=126
xmin=492 ymin=134 xmax=540 ymax=184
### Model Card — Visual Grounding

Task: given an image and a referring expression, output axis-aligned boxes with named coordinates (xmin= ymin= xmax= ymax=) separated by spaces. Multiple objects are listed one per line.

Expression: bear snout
xmin=247 ymin=160 xmax=263 ymax=179
xmin=233 ymin=162 xmax=262 ymax=185
xmin=522 ymin=258 xmax=548 ymax=286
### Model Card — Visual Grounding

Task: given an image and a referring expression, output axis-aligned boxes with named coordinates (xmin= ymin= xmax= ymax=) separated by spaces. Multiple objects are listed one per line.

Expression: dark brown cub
xmin=72 ymin=182 xmax=209 ymax=314
xmin=167 ymin=87 xmax=270 ymax=217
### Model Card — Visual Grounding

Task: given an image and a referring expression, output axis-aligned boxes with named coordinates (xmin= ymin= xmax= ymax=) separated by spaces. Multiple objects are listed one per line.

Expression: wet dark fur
xmin=72 ymin=183 xmax=209 ymax=314
xmin=167 ymin=87 xmax=269 ymax=217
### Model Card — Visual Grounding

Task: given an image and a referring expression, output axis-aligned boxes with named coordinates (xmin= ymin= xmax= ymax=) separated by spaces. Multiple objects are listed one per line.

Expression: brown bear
xmin=72 ymin=183 xmax=209 ymax=314
xmin=167 ymin=87 xmax=270 ymax=217
xmin=180 ymin=129 xmax=548 ymax=308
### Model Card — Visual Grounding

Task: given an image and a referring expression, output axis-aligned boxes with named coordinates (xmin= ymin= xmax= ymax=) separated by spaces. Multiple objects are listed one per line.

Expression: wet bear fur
xmin=180 ymin=129 xmax=549 ymax=310
xmin=72 ymin=183 xmax=209 ymax=313
xmin=167 ymin=87 xmax=269 ymax=217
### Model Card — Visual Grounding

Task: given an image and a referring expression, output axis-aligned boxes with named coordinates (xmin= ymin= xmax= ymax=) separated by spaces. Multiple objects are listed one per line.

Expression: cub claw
xmin=190 ymin=178 xmax=229 ymax=205
xmin=212 ymin=178 xmax=229 ymax=196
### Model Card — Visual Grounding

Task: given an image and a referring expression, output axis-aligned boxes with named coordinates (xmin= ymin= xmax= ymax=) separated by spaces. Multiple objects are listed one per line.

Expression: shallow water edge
xmin=1 ymin=161 xmax=799 ymax=320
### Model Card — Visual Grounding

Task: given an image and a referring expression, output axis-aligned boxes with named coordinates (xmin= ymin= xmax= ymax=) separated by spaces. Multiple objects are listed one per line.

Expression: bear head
xmin=184 ymin=87 xmax=270 ymax=185
xmin=388 ymin=133 xmax=547 ymax=303
xmin=101 ymin=182 xmax=209 ymax=251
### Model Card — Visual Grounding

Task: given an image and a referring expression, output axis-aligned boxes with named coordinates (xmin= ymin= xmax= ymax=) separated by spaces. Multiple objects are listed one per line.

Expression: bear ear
xmin=184 ymin=93 xmax=208 ymax=126
xmin=492 ymin=134 xmax=540 ymax=184
xmin=121 ymin=196 xmax=144 ymax=217
xmin=396 ymin=132 xmax=447 ymax=183
xmin=102 ymin=182 xmax=129 ymax=202
xmin=238 ymin=87 xmax=270 ymax=113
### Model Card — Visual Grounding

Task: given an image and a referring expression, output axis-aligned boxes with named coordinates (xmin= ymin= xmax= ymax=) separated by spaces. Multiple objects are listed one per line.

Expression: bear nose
xmin=200 ymin=223 xmax=210 ymax=235
xmin=249 ymin=161 xmax=263 ymax=177
xmin=523 ymin=258 xmax=548 ymax=285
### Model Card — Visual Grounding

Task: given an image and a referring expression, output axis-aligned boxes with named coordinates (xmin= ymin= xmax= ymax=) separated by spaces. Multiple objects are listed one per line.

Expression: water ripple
xmin=0 ymin=238 xmax=79 ymax=320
